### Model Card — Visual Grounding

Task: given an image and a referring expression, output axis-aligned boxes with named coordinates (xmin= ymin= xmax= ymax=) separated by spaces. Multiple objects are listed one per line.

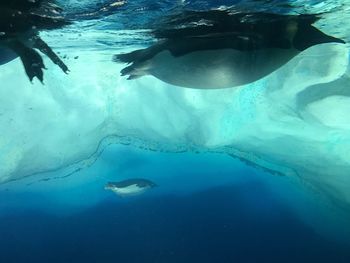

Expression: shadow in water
xmin=296 ymin=74 xmax=350 ymax=110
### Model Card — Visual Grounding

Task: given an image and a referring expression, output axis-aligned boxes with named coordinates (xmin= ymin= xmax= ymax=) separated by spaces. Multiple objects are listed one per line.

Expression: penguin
xmin=114 ymin=10 xmax=345 ymax=89
xmin=104 ymin=178 xmax=157 ymax=197
xmin=0 ymin=0 xmax=70 ymax=82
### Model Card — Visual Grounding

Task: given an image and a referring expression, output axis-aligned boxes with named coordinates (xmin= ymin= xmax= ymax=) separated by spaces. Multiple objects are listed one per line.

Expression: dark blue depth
xmin=1 ymin=183 xmax=349 ymax=263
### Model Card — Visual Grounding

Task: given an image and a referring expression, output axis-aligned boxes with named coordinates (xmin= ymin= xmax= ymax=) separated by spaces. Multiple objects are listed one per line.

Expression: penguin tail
xmin=297 ymin=14 xmax=320 ymax=25
xmin=294 ymin=14 xmax=346 ymax=51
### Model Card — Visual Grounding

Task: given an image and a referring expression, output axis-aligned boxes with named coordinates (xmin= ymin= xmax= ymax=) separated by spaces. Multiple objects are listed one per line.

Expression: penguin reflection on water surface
xmin=114 ymin=10 xmax=345 ymax=89
xmin=0 ymin=0 xmax=70 ymax=82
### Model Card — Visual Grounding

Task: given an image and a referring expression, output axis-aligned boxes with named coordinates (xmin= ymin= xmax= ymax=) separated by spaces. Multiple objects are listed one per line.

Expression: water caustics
xmin=0 ymin=0 xmax=350 ymax=214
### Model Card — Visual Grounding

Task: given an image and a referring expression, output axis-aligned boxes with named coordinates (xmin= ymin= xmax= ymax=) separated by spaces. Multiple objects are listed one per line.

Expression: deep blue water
xmin=1 ymin=146 xmax=350 ymax=263
xmin=1 ymin=183 xmax=350 ymax=263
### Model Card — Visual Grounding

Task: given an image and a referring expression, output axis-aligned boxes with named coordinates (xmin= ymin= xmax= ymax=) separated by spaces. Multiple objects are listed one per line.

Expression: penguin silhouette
xmin=105 ymin=179 xmax=157 ymax=197
xmin=114 ymin=10 xmax=345 ymax=89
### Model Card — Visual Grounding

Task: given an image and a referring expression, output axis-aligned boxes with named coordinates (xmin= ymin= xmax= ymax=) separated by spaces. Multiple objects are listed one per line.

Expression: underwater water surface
xmin=1 ymin=0 xmax=350 ymax=262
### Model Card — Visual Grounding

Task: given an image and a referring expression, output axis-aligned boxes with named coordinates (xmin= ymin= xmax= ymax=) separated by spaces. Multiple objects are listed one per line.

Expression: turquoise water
xmin=1 ymin=1 xmax=350 ymax=262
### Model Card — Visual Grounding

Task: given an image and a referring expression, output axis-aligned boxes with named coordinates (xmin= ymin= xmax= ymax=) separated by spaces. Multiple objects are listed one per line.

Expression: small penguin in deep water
xmin=114 ymin=10 xmax=345 ymax=89
xmin=104 ymin=178 xmax=157 ymax=197
xmin=0 ymin=0 xmax=70 ymax=82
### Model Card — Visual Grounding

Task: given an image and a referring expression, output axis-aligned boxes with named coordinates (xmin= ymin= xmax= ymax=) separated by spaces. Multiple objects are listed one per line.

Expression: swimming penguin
xmin=104 ymin=179 xmax=157 ymax=197
xmin=0 ymin=0 xmax=70 ymax=82
xmin=114 ymin=10 xmax=345 ymax=89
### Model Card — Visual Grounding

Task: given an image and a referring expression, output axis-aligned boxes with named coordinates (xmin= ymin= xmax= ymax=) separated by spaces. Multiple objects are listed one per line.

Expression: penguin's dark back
xmin=0 ymin=0 xmax=43 ymax=11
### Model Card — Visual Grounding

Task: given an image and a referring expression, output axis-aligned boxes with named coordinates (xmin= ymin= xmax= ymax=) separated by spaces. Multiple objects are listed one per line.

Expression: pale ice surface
xmin=0 ymin=41 xmax=349 ymax=207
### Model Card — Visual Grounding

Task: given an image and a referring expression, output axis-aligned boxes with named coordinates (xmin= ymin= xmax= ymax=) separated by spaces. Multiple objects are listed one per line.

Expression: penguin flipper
xmin=7 ymin=40 xmax=45 ymax=83
xmin=32 ymin=36 xmax=69 ymax=74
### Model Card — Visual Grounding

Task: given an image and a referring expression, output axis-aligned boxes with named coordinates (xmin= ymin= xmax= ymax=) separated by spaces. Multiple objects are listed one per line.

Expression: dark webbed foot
xmin=22 ymin=48 xmax=45 ymax=83
xmin=6 ymin=39 xmax=46 ymax=83
xmin=31 ymin=36 xmax=69 ymax=74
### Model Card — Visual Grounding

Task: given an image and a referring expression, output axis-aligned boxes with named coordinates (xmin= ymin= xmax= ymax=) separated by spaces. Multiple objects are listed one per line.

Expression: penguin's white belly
xmin=148 ymin=48 xmax=299 ymax=89
xmin=111 ymin=184 xmax=147 ymax=196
